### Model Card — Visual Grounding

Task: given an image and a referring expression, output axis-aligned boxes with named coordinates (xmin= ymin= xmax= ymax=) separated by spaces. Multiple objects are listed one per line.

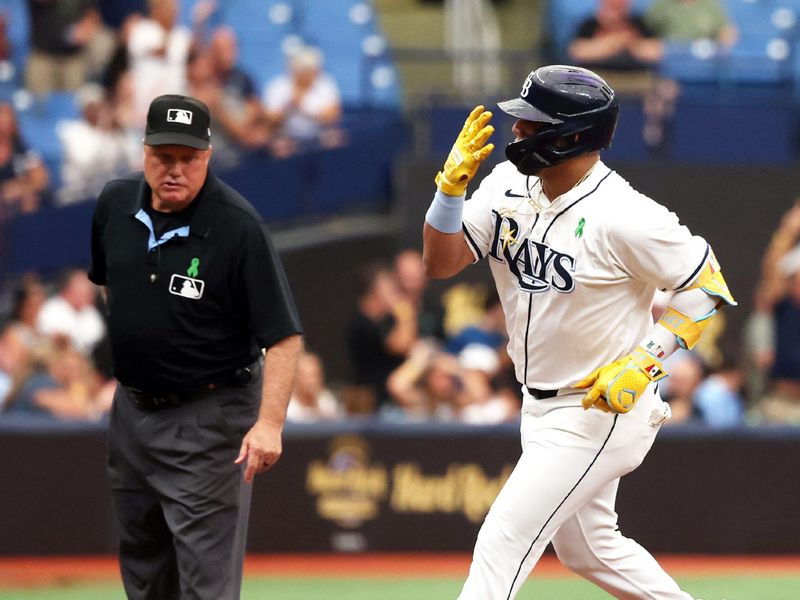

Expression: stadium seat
xmin=15 ymin=92 xmax=80 ymax=191
xmin=222 ymin=0 xmax=300 ymax=93
xmin=299 ymin=0 xmax=375 ymax=106
xmin=0 ymin=0 xmax=29 ymax=86
xmin=721 ymin=34 xmax=792 ymax=84
xmin=724 ymin=0 xmax=799 ymax=36
xmin=659 ymin=40 xmax=723 ymax=83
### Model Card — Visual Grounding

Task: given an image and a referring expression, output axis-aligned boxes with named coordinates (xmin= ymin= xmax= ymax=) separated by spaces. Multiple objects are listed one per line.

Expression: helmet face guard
xmin=505 ymin=116 xmax=618 ymax=176
xmin=498 ymin=65 xmax=619 ymax=176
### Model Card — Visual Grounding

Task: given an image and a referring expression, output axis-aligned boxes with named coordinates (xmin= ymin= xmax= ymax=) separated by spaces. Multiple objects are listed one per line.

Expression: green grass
xmin=1 ymin=575 xmax=798 ymax=599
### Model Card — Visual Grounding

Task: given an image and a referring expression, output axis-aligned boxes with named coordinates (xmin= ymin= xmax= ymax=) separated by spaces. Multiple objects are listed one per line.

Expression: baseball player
xmin=423 ymin=65 xmax=735 ymax=599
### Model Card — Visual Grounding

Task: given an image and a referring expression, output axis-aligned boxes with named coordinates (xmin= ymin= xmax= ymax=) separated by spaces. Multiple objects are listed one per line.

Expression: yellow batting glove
xmin=435 ymin=105 xmax=495 ymax=196
xmin=575 ymin=348 xmax=668 ymax=414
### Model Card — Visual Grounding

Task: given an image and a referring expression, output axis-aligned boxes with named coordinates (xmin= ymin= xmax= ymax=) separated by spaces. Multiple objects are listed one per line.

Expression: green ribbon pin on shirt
xmin=575 ymin=218 xmax=586 ymax=238
xmin=187 ymin=258 xmax=200 ymax=277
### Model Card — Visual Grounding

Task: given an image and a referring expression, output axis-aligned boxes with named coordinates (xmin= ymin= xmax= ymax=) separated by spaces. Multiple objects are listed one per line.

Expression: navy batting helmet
xmin=498 ymin=65 xmax=619 ymax=176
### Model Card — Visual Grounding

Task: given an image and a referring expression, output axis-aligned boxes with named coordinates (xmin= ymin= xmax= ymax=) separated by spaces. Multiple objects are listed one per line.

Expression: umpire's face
xmin=144 ymin=144 xmax=212 ymax=211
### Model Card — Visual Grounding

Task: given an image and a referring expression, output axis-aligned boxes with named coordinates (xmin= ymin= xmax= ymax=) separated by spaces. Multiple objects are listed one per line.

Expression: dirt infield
xmin=1 ymin=554 xmax=799 ymax=588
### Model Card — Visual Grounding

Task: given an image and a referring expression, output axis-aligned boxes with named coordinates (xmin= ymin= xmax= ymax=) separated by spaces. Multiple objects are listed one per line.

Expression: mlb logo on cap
xmin=167 ymin=109 xmax=193 ymax=125
xmin=145 ymin=94 xmax=211 ymax=150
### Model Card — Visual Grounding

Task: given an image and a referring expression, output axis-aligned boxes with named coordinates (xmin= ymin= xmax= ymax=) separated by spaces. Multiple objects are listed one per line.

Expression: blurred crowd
xmin=565 ymin=0 xmax=740 ymax=149
xmin=0 ymin=0 xmax=344 ymax=219
xmin=7 ymin=208 xmax=800 ymax=429
xmin=1 ymin=0 xmax=798 ymax=428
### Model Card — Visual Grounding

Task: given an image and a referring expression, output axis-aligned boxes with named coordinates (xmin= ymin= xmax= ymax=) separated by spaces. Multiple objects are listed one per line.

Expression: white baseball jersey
xmin=462 ymin=160 xmax=709 ymax=391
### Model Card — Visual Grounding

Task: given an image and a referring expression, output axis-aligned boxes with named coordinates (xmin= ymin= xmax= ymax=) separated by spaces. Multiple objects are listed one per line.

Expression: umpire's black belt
xmin=526 ymin=387 xmax=559 ymax=400
xmin=124 ymin=360 xmax=261 ymax=411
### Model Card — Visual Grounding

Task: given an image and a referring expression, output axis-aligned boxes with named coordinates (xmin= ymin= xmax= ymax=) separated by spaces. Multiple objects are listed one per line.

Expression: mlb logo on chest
xmin=167 ymin=109 xmax=193 ymax=125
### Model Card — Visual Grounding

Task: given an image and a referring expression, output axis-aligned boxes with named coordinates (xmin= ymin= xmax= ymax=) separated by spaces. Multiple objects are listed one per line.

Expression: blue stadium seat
xmin=0 ymin=0 xmax=29 ymax=86
xmin=722 ymin=34 xmax=792 ymax=83
xmin=15 ymin=92 xmax=80 ymax=190
xmin=659 ymin=41 xmax=722 ymax=82
xmin=724 ymin=0 xmax=799 ymax=36
xmin=222 ymin=0 xmax=299 ymax=93
xmin=298 ymin=0 xmax=400 ymax=108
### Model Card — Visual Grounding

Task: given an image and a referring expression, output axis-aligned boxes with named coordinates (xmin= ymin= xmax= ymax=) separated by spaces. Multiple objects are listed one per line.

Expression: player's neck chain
xmin=530 ymin=162 xmax=597 ymax=212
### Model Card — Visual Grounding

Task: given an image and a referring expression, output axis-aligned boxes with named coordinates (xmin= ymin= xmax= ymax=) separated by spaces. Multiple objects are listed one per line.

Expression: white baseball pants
xmin=458 ymin=387 xmax=693 ymax=600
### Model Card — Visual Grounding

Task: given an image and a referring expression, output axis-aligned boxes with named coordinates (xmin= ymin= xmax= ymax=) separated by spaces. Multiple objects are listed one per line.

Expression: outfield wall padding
xmin=1 ymin=421 xmax=798 ymax=555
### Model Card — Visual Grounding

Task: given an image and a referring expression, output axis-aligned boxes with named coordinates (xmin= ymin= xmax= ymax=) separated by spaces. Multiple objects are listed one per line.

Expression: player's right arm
xmin=422 ymin=222 xmax=474 ymax=279
xmin=422 ymin=106 xmax=494 ymax=280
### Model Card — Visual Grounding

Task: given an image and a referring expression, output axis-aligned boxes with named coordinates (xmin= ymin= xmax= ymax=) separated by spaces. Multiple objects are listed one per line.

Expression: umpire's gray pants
xmin=108 ymin=377 xmax=261 ymax=600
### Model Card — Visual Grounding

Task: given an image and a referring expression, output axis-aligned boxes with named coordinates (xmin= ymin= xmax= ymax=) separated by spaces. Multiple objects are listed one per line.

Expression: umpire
xmin=88 ymin=94 xmax=303 ymax=600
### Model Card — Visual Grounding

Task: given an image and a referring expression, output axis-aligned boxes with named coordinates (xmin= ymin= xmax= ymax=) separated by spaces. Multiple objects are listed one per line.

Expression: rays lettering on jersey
xmin=488 ymin=210 xmax=576 ymax=293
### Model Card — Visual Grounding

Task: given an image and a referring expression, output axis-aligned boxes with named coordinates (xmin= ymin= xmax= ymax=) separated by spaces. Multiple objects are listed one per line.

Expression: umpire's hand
xmin=235 ymin=420 xmax=283 ymax=483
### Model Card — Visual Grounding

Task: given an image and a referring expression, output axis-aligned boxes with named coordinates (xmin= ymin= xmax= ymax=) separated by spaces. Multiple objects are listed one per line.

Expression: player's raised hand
xmin=435 ymin=105 xmax=495 ymax=197
xmin=575 ymin=348 xmax=668 ymax=414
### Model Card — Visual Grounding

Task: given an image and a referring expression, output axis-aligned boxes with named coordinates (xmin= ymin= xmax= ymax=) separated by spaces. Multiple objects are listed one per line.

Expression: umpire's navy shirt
xmin=89 ymin=171 xmax=303 ymax=392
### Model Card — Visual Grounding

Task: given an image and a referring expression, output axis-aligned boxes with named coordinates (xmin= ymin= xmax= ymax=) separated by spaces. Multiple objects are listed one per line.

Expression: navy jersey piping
xmin=522 ymin=295 xmax=533 ymax=384
xmin=522 ymin=169 xmax=611 ymax=386
xmin=463 ymin=224 xmax=483 ymax=260
xmin=675 ymin=244 xmax=710 ymax=291
xmin=541 ymin=169 xmax=612 ymax=243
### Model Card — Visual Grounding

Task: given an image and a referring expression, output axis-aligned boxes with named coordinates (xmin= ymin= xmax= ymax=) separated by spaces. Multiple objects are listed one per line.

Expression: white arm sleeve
xmin=639 ymin=287 xmax=720 ymax=360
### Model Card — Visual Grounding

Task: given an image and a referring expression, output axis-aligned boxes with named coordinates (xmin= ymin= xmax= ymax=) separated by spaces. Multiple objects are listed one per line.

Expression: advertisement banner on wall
xmin=247 ymin=427 xmax=521 ymax=552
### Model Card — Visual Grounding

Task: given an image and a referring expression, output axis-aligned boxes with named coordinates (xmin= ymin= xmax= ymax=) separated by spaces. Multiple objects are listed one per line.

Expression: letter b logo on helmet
xmin=498 ymin=65 xmax=619 ymax=176
xmin=520 ymin=73 xmax=533 ymax=98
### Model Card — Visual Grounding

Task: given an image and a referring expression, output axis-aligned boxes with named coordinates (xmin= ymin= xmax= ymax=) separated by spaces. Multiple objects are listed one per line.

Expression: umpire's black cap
xmin=145 ymin=94 xmax=211 ymax=150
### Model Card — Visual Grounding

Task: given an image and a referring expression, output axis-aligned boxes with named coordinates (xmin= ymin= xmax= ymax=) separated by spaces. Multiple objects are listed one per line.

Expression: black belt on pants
xmin=124 ymin=360 xmax=261 ymax=411
xmin=526 ymin=387 xmax=559 ymax=400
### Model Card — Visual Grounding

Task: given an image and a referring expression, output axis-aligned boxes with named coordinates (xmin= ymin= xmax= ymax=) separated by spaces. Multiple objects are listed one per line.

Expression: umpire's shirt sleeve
xmin=236 ymin=216 xmax=303 ymax=348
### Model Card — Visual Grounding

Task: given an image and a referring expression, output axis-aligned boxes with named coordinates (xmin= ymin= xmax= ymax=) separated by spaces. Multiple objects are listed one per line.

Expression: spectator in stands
xmin=286 ymin=351 xmax=343 ymax=422
xmin=5 ymin=345 xmax=113 ymax=420
xmin=446 ymin=287 xmax=507 ymax=355
xmin=7 ymin=273 xmax=48 ymax=352
xmin=25 ymin=0 xmax=104 ymax=94
xmin=644 ymin=0 xmax=737 ymax=48
xmin=126 ymin=0 xmax=192 ymax=126
xmin=693 ymin=361 xmax=745 ymax=427
xmin=263 ymin=45 xmax=343 ymax=157
xmin=36 ymin=269 xmax=105 ymax=356
xmin=742 ymin=289 xmax=775 ymax=404
xmin=568 ymin=0 xmax=663 ymax=72
xmin=0 ymin=12 xmax=13 ymax=83
xmin=0 ymin=103 xmax=49 ymax=216
xmin=457 ymin=343 xmax=519 ymax=424
xmin=394 ymin=249 xmax=444 ymax=340
xmin=640 ymin=1 xmax=736 ymax=149
xmin=346 ymin=263 xmax=418 ymax=412
xmin=750 ymin=201 xmax=800 ymax=424
xmin=386 ymin=340 xmax=479 ymax=421
xmin=205 ymin=28 xmax=270 ymax=157
xmin=57 ymin=83 xmax=140 ymax=205
xmin=0 ymin=324 xmax=31 ymax=413
xmin=185 ymin=29 xmax=270 ymax=168
xmin=661 ymin=352 xmax=704 ymax=424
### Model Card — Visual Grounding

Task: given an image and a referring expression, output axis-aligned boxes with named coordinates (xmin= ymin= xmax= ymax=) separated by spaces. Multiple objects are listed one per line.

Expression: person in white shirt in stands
xmin=37 ymin=269 xmax=105 ymax=356
xmin=262 ymin=45 xmax=343 ymax=157
xmin=57 ymin=83 xmax=140 ymax=205
xmin=286 ymin=351 xmax=342 ymax=422
xmin=126 ymin=0 xmax=192 ymax=126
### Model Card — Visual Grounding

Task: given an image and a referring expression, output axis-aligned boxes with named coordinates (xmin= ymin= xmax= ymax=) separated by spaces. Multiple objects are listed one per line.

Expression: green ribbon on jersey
xmin=187 ymin=258 xmax=200 ymax=277
xmin=575 ymin=218 xmax=586 ymax=238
